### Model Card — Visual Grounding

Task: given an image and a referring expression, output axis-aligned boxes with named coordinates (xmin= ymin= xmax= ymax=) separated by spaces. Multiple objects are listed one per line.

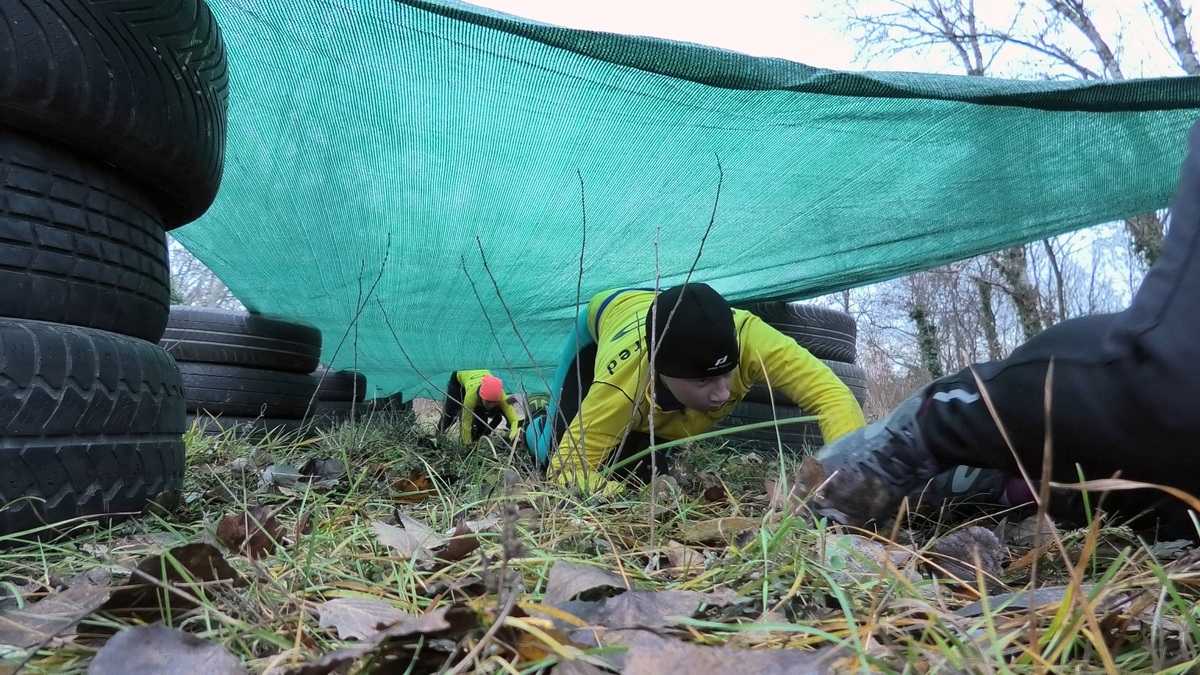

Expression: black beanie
xmin=645 ymin=283 xmax=739 ymax=379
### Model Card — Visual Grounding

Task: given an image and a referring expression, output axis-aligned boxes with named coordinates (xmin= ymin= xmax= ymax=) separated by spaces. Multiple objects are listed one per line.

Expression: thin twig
xmin=306 ymin=233 xmax=393 ymax=415
xmin=443 ymin=590 xmax=519 ymax=675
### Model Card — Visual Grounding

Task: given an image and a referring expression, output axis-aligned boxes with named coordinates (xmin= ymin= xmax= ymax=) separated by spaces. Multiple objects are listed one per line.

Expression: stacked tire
xmin=0 ymin=0 xmax=228 ymax=537
xmin=715 ymin=303 xmax=867 ymax=454
xmin=310 ymin=365 xmax=369 ymax=424
xmin=161 ymin=307 xmax=332 ymax=437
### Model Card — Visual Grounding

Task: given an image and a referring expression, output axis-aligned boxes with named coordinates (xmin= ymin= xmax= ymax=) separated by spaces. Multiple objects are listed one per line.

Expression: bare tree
xmin=842 ymin=0 xmax=1053 ymax=339
xmin=168 ymin=237 xmax=242 ymax=309
xmin=841 ymin=0 xmax=1196 ymax=266
xmin=1150 ymin=0 xmax=1200 ymax=73
xmin=974 ymin=275 xmax=1003 ymax=359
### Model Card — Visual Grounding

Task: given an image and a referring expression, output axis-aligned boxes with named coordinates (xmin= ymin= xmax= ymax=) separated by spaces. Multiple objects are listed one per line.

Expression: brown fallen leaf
xmin=89 ymin=623 xmax=247 ymax=675
xmin=217 ymin=505 xmax=285 ymax=559
xmin=0 ymin=575 xmax=111 ymax=648
xmin=295 ymin=509 xmax=314 ymax=535
xmin=702 ymin=484 xmax=728 ymax=504
xmin=102 ymin=543 xmax=246 ymax=626
xmin=371 ymin=515 xmax=448 ymax=561
xmin=1008 ymin=513 xmax=1060 ymax=547
xmin=372 ymin=521 xmax=430 ymax=560
xmin=619 ymin=632 xmax=848 ymax=675
xmin=436 ymin=522 xmax=481 ymax=563
xmin=542 ymin=560 xmax=630 ymax=607
xmin=282 ymin=603 xmax=479 ymax=675
xmin=664 ymin=540 xmax=705 ymax=573
xmin=394 ymin=471 xmax=436 ymax=502
xmin=675 ymin=517 xmax=760 ymax=545
xmin=822 ymin=535 xmax=918 ymax=587
xmin=300 ymin=457 xmax=345 ymax=481
xmin=397 ymin=514 xmax=447 ymax=547
xmin=494 ymin=604 xmax=581 ymax=665
xmin=595 ymin=590 xmax=723 ymax=629
xmin=314 ymin=597 xmax=410 ymax=641
xmin=924 ymin=526 xmax=1005 ymax=586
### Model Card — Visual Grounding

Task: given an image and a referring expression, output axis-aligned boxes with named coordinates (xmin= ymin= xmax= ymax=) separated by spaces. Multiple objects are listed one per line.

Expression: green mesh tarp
xmin=173 ymin=0 xmax=1200 ymax=398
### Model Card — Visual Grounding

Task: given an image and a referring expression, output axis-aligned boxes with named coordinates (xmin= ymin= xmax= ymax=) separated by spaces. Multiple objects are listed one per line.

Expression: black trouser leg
xmin=472 ymin=409 xmax=504 ymax=441
xmin=552 ymin=342 xmax=598 ymax=445
xmin=437 ymin=372 xmax=464 ymax=434
xmin=549 ymin=343 xmax=668 ymax=484
xmin=915 ymin=118 xmax=1200 ymax=538
xmin=610 ymin=431 xmax=671 ymax=485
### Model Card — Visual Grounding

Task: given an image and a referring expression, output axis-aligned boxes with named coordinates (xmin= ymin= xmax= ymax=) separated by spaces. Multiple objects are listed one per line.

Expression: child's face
xmin=659 ymin=371 xmax=734 ymax=412
xmin=481 ymin=398 xmax=500 ymax=411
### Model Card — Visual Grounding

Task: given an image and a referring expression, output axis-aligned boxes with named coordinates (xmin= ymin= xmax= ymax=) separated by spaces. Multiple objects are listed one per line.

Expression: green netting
xmin=172 ymin=0 xmax=1200 ymax=398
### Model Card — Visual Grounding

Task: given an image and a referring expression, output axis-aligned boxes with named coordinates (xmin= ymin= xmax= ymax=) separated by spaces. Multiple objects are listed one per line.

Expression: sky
xmin=467 ymin=0 xmax=859 ymax=68
xmin=465 ymin=0 xmax=1184 ymax=78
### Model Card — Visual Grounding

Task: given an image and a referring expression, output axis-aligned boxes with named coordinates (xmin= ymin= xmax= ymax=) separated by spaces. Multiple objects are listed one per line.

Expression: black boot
xmin=811 ymin=391 xmax=943 ymax=526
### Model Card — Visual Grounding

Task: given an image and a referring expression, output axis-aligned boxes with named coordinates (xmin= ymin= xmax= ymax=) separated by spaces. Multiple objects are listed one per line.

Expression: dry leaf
xmin=924 ymin=526 xmax=1005 ymax=584
xmin=494 ymin=605 xmax=580 ymax=665
xmin=217 ymin=505 xmax=285 ymax=559
xmin=664 ymin=541 xmax=705 ymax=573
xmin=619 ymin=632 xmax=846 ymax=675
xmin=371 ymin=515 xmax=450 ymax=561
xmin=955 ymin=583 xmax=1096 ymax=618
xmin=281 ymin=604 xmax=479 ymax=675
xmin=371 ymin=521 xmax=431 ymax=560
xmin=296 ymin=510 xmax=314 ymax=546
xmin=0 ymin=576 xmax=111 ymax=648
xmin=262 ymin=464 xmax=303 ymax=487
xmin=301 ymin=458 xmax=345 ymax=481
xmin=542 ymin=561 xmax=630 ymax=607
xmin=314 ymin=597 xmax=409 ymax=641
xmin=595 ymin=590 xmax=716 ymax=629
xmin=436 ymin=522 xmax=481 ymax=563
xmin=102 ymin=543 xmax=246 ymax=625
xmin=1008 ymin=514 xmax=1060 ymax=547
xmin=397 ymin=514 xmax=446 ymax=548
xmin=89 ymin=623 xmax=247 ymax=675
xmin=394 ymin=471 xmax=436 ymax=502
xmin=764 ymin=478 xmax=802 ymax=516
xmin=675 ymin=517 xmax=759 ymax=545
xmin=464 ymin=515 xmax=501 ymax=532
xmin=822 ymin=535 xmax=917 ymax=586
xmin=536 ymin=599 xmax=603 ymax=630
xmin=702 ymin=484 xmax=728 ymax=504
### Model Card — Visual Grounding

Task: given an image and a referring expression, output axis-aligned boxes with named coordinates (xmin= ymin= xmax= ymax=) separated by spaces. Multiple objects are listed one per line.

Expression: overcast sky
xmin=466 ymin=0 xmax=1185 ymax=78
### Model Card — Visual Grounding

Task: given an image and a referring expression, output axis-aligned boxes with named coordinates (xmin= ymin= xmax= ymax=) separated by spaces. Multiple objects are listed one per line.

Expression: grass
xmin=2 ymin=408 xmax=1199 ymax=674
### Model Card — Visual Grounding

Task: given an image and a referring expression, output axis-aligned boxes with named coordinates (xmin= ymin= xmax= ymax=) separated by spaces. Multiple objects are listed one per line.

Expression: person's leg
xmin=816 ymin=117 xmax=1200 ymax=530
xmin=551 ymin=342 xmax=597 ymax=445
xmin=437 ymin=372 xmax=464 ymax=434
xmin=527 ymin=310 xmax=596 ymax=463
xmin=608 ymin=431 xmax=670 ymax=485
xmin=910 ymin=465 xmax=1035 ymax=513
xmin=474 ymin=408 xmax=505 ymax=441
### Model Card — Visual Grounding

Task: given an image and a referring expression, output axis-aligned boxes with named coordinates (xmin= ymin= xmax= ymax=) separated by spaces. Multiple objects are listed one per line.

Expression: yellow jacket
xmin=548 ymin=290 xmax=865 ymax=483
xmin=454 ymin=369 xmax=520 ymax=445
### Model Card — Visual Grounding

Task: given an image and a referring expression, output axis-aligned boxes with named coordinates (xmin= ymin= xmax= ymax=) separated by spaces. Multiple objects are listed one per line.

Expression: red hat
xmin=479 ymin=375 xmax=504 ymax=402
